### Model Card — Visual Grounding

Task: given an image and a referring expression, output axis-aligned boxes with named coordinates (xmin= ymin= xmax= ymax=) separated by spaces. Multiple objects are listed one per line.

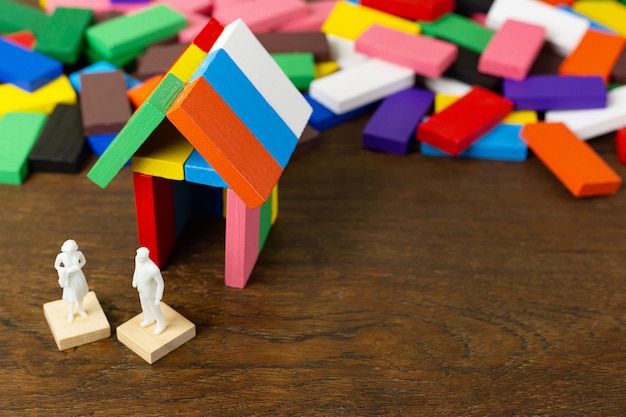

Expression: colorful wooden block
xmin=545 ymin=85 xmax=626 ymax=140
xmin=309 ymin=58 xmax=415 ymax=114
xmin=0 ymin=112 xmax=48 ymax=185
xmin=274 ymin=0 xmax=336 ymax=32
xmin=271 ymin=52 xmax=316 ymax=91
xmin=558 ymin=29 xmax=626 ymax=83
xmin=80 ymin=71 xmax=133 ymax=136
xmin=0 ymin=0 xmax=48 ymax=36
xmin=292 ymin=125 xmax=322 ymax=159
xmin=434 ymin=93 xmax=538 ymax=124
xmin=28 ymin=104 xmax=86 ymax=173
xmin=209 ymin=19 xmax=312 ymax=138
xmin=424 ymin=76 xmax=472 ymax=96
xmin=573 ymin=0 xmax=626 ymax=37
xmin=132 ymin=119 xmax=194 ymax=181
xmin=167 ymin=77 xmax=283 ymax=209
xmin=0 ymin=75 xmax=77 ymax=117
xmin=478 ymin=19 xmax=545 ymax=80
xmin=503 ymin=75 xmax=607 ymax=111
xmin=183 ymin=149 xmax=228 ymax=188
xmin=68 ymin=61 xmax=141 ymax=93
xmin=315 ymin=61 xmax=340 ymax=78
xmin=256 ymin=31 xmax=330 ymax=62
xmin=613 ymin=47 xmax=626 ymax=84
xmin=416 ymin=86 xmax=513 ymax=156
xmin=616 ymin=127 xmax=626 ymax=165
xmin=34 ymin=7 xmax=93 ymax=64
xmin=85 ymin=5 xmax=186 ymax=66
xmin=161 ymin=0 xmax=213 ymax=15
xmin=86 ymin=133 xmax=120 ymax=158
xmin=2 ymin=30 xmax=36 ymax=49
xmin=444 ymin=46 xmax=502 ymax=92
xmin=420 ymin=13 xmax=494 ymax=54
xmin=177 ymin=12 xmax=211 ymax=44
xmin=485 ymin=0 xmax=590 ymax=56
xmin=363 ymin=87 xmax=434 ymax=155
xmin=165 ymin=43 xmax=208 ymax=83
xmin=87 ymin=73 xmax=185 ymax=188
xmin=324 ymin=34 xmax=370 ymax=69
xmin=225 ymin=188 xmax=261 ymax=289
xmin=361 ymin=0 xmax=454 ymax=21
xmin=321 ymin=1 xmax=421 ymax=41
xmin=127 ymin=75 xmax=163 ymax=109
xmin=259 ymin=185 xmax=277 ymax=252
xmin=529 ymin=43 xmax=565 ymax=75
xmin=520 ymin=122 xmax=622 ymax=197
xmin=304 ymin=92 xmax=379 ymax=132
xmin=557 ymin=4 xmax=619 ymax=34
xmin=194 ymin=48 xmax=299 ymax=168
xmin=133 ymin=172 xmax=177 ymax=268
xmin=421 ymin=123 xmax=528 ymax=161
xmin=0 ymin=38 xmax=63 ymax=92
xmin=43 ymin=291 xmax=111 ymax=351
xmin=138 ymin=43 xmax=189 ymax=81
xmin=355 ymin=24 xmax=457 ymax=78
xmin=191 ymin=16 xmax=224 ymax=52
xmin=455 ymin=0 xmax=494 ymax=15
xmin=44 ymin=0 xmax=109 ymax=13
xmin=213 ymin=0 xmax=308 ymax=33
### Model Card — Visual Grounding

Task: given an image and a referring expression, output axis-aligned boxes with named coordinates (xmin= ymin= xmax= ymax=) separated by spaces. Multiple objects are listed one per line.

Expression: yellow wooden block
xmin=315 ymin=61 xmax=340 ymax=78
xmin=270 ymin=184 xmax=278 ymax=224
xmin=43 ymin=291 xmax=111 ymax=351
xmin=116 ymin=302 xmax=196 ymax=364
xmin=434 ymin=93 xmax=537 ymax=124
xmin=573 ymin=0 xmax=626 ymax=37
xmin=0 ymin=75 xmax=77 ymax=117
xmin=131 ymin=120 xmax=194 ymax=181
xmin=166 ymin=43 xmax=208 ymax=83
xmin=321 ymin=1 xmax=420 ymax=41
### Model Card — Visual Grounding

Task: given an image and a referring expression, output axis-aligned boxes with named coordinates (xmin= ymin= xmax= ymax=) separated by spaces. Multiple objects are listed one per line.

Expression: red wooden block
xmin=133 ymin=172 xmax=177 ymax=268
xmin=617 ymin=127 xmax=626 ymax=165
xmin=361 ymin=0 xmax=454 ymax=21
xmin=192 ymin=17 xmax=224 ymax=52
xmin=417 ymin=86 xmax=513 ymax=156
xmin=3 ymin=30 xmax=36 ymax=49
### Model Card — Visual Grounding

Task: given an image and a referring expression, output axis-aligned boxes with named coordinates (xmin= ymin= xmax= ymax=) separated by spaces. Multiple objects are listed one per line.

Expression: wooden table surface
xmin=2 ymin=113 xmax=626 ymax=416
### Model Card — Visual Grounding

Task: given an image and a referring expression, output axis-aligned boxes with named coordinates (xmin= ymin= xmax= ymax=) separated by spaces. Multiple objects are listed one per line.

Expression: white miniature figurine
xmin=132 ymin=247 xmax=166 ymax=335
xmin=54 ymin=239 xmax=89 ymax=323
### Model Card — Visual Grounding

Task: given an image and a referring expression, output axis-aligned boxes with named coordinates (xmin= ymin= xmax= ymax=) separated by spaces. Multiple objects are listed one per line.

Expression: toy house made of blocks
xmin=87 ymin=17 xmax=313 ymax=289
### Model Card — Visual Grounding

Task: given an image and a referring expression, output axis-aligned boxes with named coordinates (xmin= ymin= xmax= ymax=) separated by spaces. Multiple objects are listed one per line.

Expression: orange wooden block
xmin=520 ymin=122 xmax=622 ymax=197
xmin=166 ymin=77 xmax=282 ymax=209
xmin=558 ymin=29 xmax=626 ymax=83
xmin=127 ymin=74 xmax=163 ymax=109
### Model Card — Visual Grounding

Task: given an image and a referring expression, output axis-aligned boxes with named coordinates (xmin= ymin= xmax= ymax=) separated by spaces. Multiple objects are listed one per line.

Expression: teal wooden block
xmin=0 ymin=112 xmax=48 ymax=185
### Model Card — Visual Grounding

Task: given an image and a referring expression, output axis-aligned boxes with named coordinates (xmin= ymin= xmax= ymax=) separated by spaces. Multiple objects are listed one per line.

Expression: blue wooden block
xmin=420 ymin=123 xmax=528 ymax=161
xmin=363 ymin=87 xmax=434 ymax=155
xmin=192 ymin=49 xmax=298 ymax=168
xmin=184 ymin=149 xmax=229 ymax=188
xmin=304 ymin=92 xmax=378 ymax=131
xmin=68 ymin=61 xmax=141 ymax=93
xmin=503 ymin=75 xmax=607 ymax=111
xmin=0 ymin=38 xmax=63 ymax=92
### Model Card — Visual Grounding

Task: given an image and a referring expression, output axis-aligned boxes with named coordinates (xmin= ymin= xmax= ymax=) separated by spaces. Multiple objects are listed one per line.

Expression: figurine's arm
xmin=67 ymin=251 xmax=86 ymax=273
xmin=54 ymin=254 xmax=67 ymax=287
xmin=132 ymin=268 xmax=138 ymax=289
xmin=153 ymin=268 xmax=164 ymax=305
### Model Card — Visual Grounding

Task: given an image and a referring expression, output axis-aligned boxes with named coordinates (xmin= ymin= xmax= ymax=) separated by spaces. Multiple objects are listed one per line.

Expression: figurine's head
xmin=136 ymin=247 xmax=150 ymax=263
xmin=61 ymin=239 xmax=78 ymax=253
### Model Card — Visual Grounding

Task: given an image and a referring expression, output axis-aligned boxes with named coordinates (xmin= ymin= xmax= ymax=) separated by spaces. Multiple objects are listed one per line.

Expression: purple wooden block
xmin=362 ymin=87 xmax=434 ymax=155
xmin=503 ymin=75 xmax=607 ymax=111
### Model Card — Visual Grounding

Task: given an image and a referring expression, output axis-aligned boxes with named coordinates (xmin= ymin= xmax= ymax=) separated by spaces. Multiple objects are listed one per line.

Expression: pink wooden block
xmin=355 ymin=24 xmax=457 ymax=78
xmin=212 ymin=0 xmax=309 ymax=34
xmin=160 ymin=0 xmax=213 ymax=15
xmin=45 ymin=0 xmax=110 ymax=13
xmin=273 ymin=0 xmax=337 ymax=32
xmin=617 ymin=127 xmax=626 ymax=165
xmin=478 ymin=19 xmax=545 ymax=81
xmin=470 ymin=13 xmax=487 ymax=26
xmin=178 ymin=13 xmax=210 ymax=44
xmin=109 ymin=3 xmax=151 ymax=13
xmin=225 ymin=189 xmax=261 ymax=289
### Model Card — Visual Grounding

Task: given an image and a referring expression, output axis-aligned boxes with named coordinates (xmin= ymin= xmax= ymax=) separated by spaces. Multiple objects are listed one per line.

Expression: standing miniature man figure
xmin=132 ymin=247 xmax=166 ymax=335
xmin=54 ymin=239 xmax=89 ymax=323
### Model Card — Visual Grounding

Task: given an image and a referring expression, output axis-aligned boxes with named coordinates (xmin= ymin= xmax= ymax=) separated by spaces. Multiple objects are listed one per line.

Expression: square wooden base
xmin=43 ymin=291 xmax=111 ymax=351
xmin=116 ymin=302 xmax=195 ymax=364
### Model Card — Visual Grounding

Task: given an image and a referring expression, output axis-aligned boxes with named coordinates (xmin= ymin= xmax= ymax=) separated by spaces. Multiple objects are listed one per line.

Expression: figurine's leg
xmin=151 ymin=302 xmax=166 ymax=335
xmin=77 ymin=299 xmax=87 ymax=317
xmin=67 ymin=301 xmax=75 ymax=323
xmin=139 ymin=293 xmax=155 ymax=327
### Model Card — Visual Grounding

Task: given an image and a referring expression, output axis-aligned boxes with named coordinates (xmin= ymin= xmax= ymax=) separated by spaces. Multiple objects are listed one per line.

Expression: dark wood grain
xmin=2 ymin=114 xmax=626 ymax=416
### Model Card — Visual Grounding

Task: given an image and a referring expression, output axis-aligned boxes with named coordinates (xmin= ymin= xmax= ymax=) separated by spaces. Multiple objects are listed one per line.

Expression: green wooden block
xmin=271 ymin=52 xmax=316 ymax=91
xmin=0 ymin=112 xmax=48 ymax=185
xmin=85 ymin=5 xmax=186 ymax=63
xmin=35 ymin=7 xmax=94 ymax=65
xmin=0 ymin=0 xmax=48 ymax=36
xmin=259 ymin=190 xmax=273 ymax=252
xmin=87 ymin=73 xmax=185 ymax=188
xmin=420 ymin=13 xmax=494 ymax=54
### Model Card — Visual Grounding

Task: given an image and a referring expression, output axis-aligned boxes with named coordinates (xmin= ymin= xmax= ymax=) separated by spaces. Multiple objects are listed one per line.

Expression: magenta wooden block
xmin=225 ymin=189 xmax=261 ymax=289
xmin=178 ymin=13 xmax=210 ymax=44
xmin=161 ymin=0 xmax=213 ymax=15
xmin=355 ymin=24 xmax=457 ymax=78
xmin=503 ymin=75 xmax=607 ymax=111
xmin=363 ymin=87 xmax=434 ymax=155
xmin=617 ymin=128 xmax=626 ymax=165
xmin=273 ymin=0 xmax=336 ymax=32
xmin=212 ymin=0 xmax=308 ymax=33
xmin=479 ymin=19 xmax=545 ymax=80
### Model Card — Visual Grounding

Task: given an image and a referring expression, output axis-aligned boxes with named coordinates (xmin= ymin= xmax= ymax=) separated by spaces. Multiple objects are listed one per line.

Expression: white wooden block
xmin=485 ymin=0 xmax=589 ymax=56
xmin=309 ymin=58 xmax=415 ymax=114
xmin=43 ymin=291 xmax=111 ymax=351
xmin=545 ymin=85 xmax=626 ymax=140
xmin=208 ymin=19 xmax=312 ymax=138
xmin=116 ymin=302 xmax=196 ymax=364
xmin=424 ymin=76 xmax=472 ymax=96
xmin=326 ymin=34 xmax=370 ymax=69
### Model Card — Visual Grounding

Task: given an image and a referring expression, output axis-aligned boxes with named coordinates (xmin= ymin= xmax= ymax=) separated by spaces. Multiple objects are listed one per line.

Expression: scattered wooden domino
xmin=79 ymin=71 xmax=132 ymax=136
xmin=0 ymin=38 xmax=63 ymax=92
xmin=256 ymin=31 xmax=331 ymax=62
xmin=0 ymin=75 xmax=77 ymax=118
xmin=420 ymin=12 xmax=494 ymax=54
xmin=573 ymin=0 xmax=626 ymax=37
xmin=361 ymin=0 xmax=454 ymax=21
xmin=34 ymin=7 xmax=93 ymax=64
xmin=0 ymin=112 xmax=48 ymax=185
xmin=137 ymin=43 xmax=189 ymax=81
xmin=212 ymin=0 xmax=308 ymax=33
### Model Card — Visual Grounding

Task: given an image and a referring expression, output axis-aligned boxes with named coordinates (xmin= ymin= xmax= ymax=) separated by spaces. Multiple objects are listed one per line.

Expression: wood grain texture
xmin=2 ymin=115 xmax=626 ymax=415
